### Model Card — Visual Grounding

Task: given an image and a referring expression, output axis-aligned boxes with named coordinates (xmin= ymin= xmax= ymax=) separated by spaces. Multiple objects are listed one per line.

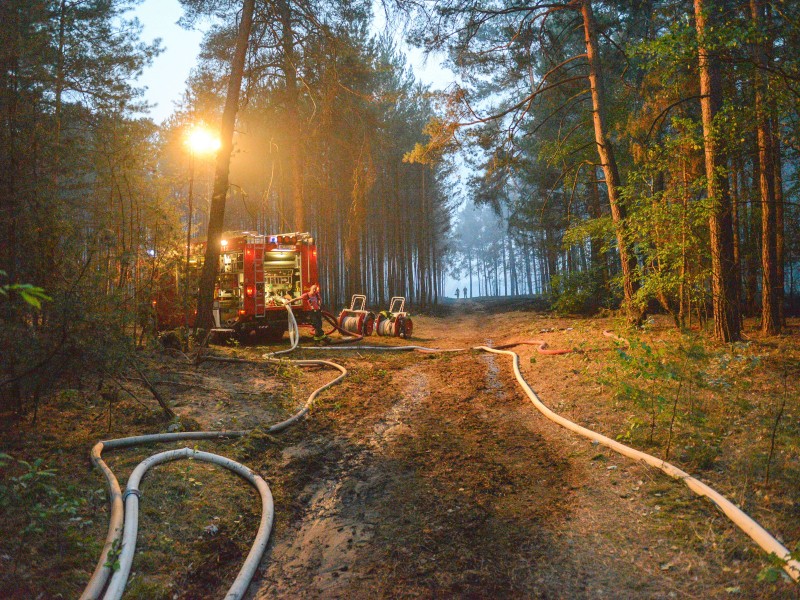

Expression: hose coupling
xmin=122 ymin=488 xmax=142 ymax=502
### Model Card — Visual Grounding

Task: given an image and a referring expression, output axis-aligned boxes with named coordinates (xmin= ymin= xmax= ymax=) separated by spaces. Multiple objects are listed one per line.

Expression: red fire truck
xmin=157 ymin=230 xmax=323 ymax=341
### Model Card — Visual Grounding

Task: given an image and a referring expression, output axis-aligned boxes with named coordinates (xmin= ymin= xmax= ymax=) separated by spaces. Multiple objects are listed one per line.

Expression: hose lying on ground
xmin=103 ymin=448 xmax=273 ymax=600
xmin=84 ymin=312 xmax=798 ymax=598
xmin=304 ymin=337 xmax=800 ymax=582
xmin=82 ymin=304 xmax=350 ymax=599
xmin=480 ymin=344 xmax=800 ymax=582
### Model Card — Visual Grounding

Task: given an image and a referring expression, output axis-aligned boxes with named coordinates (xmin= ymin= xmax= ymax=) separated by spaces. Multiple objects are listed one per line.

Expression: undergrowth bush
xmin=0 ymin=453 xmax=98 ymax=595
xmin=551 ymin=269 xmax=613 ymax=315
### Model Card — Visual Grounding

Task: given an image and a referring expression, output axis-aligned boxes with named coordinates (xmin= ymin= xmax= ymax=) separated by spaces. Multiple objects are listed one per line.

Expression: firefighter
xmin=300 ymin=284 xmax=326 ymax=340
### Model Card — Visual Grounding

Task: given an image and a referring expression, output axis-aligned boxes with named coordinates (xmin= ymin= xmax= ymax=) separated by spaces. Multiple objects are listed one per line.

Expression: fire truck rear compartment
xmin=262 ymin=251 xmax=301 ymax=300
xmin=200 ymin=232 xmax=318 ymax=341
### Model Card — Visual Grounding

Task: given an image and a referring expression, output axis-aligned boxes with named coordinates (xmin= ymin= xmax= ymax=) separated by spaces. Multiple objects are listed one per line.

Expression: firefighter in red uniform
xmin=300 ymin=284 xmax=326 ymax=340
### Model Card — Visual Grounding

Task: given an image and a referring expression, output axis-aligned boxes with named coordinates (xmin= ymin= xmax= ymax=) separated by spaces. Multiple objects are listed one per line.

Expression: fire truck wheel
xmin=233 ymin=326 xmax=259 ymax=343
xmin=262 ymin=328 xmax=286 ymax=342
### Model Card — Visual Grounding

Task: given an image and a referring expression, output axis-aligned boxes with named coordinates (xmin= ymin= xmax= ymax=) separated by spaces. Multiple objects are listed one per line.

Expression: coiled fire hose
xmin=83 ymin=308 xmax=798 ymax=599
xmin=82 ymin=304 xmax=348 ymax=599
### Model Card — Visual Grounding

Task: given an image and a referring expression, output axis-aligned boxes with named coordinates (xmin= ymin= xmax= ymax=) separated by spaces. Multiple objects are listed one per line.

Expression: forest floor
xmin=1 ymin=299 xmax=799 ymax=599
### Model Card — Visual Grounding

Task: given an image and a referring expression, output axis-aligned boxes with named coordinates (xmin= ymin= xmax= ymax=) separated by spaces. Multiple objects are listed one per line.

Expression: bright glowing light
xmin=221 ymin=239 xmax=228 ymax=247
xmin=186 ymin=126 xmax=221 ymax=155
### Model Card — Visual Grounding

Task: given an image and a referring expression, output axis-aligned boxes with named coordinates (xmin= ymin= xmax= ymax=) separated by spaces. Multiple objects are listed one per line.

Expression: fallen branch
xmin=121 ymin=375 xmax=213 ymax=392
xmin=128 ymin=360 xmax=176 ymax=420
xmin=765 ymin=371 xmax=788 ymax=485
xmin=108 ymin=375 xmax=155 ymax=413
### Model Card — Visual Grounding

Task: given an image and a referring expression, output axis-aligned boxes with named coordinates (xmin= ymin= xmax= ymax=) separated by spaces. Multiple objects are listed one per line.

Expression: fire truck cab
xmin=195 ymin=230 xmax=320 ymax=340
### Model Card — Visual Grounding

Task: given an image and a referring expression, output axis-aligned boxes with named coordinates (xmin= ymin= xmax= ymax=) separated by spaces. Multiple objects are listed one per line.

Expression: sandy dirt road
xmin=4 ymin=303 xmax=797 ymax=599
xmin=197 ymin=303 xmax=792 ymax=599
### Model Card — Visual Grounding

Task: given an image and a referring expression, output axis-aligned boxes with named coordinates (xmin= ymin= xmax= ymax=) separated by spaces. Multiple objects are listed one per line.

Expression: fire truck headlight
xmin=246 ymin=286 xmax=254 ymax=297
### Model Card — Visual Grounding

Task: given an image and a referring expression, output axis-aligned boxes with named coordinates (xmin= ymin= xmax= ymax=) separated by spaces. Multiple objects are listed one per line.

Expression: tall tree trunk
xmin=494 ymin=251 xmax=499 ymax=296
xmin=772 ymin=117 xmax=784 ymax=324
xmin=508 ymin=236 xmax=517 ymax=295
xmin=767 ymin=2 xmax=784 ymax=324
xmin=524 ymin=239 xmax=533 ymax=295
xmin=749 ymin=0 xmax=779 ymax=334
xmin=581 ymin=0 xmax=640 ymax=322
xmin=501 ymin=233 xmax=507 ymax=295
xmin=744 ymin=179 xmax=760 ymax=316
xmin=431 ymin=222 xmax=439 ymax=305
xmin=730 ymin=156 xmax=743 ymax=317
xmin=586 ymin=169 xmax=607 ymax=297
xmin=694 ymin=0 xmax=741 ymax=341
xmin=280 ymin=0 xmax=304 ymax=231
xmin=196 ymin=0 xmax=255 ymax=331
xmin=678 ymin=161 xmax=689 ymax=327
xmin=54 ymin=0 xmax=66 ymax=162
xmin=468 ymin=246 xmax=473 ymax=298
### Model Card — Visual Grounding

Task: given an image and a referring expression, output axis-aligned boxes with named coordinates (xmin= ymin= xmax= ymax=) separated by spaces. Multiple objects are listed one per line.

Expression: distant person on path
xmin=455 ymin=288 xmax=460 ymax=299
xmin=463 ymin=286 xmax=467 ymax=299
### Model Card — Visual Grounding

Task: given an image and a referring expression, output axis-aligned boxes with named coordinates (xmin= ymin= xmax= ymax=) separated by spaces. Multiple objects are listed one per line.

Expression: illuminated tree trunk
xmin=196 ymin=0 xmax=255 ymax=331
xmin=581 ymin=0 xmax=640 ymax=323
xmin=586 ymin=169 xmax=607 ymax=297
xmin=467 ymin=245 xmax=474 ymax=298
xmin=280 ymin=0 xmax=304 ymax=231
xmin=523 ymin=240 xmax=532 ymax=295
xmin=773 ymin=124 xmax=784 ymax=323
xmin=750 ymin=0 xmax=779 ymax=334
xmin=694 ymin=0 xmax=740 ymax=341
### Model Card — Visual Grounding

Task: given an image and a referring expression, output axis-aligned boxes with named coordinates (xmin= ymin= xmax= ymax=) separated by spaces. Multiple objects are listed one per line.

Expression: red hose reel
xmin=337 ymin=295 xmax=376 ymax=336
xmin=338 ymin=295 xmax=414 ymax=338
xmin=374 ymin=296 xmax=413 ymax=338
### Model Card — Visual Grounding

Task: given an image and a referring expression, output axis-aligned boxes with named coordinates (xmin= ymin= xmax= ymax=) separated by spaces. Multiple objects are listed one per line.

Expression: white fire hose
xmin=481 ymin=345 xmax=800 ymax=582
xmin=103 ymin=448 xmax=273 ymax=600
xmin=83 ymin=308 xmax=798 ymax=599
xmin=81 ymin=304 xmax=347 ymax=599
xmin=305 ymin=340 xmax=800 ymax=582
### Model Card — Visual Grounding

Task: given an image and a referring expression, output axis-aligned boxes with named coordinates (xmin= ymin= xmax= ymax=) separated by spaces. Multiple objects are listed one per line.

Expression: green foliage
xmin=103 ymin=538 xmax=123 ymax=573
xmin=551 ymin=269 xmax=609 ymax=314
xmin=756 ymin=547 xmax=800 ymax=584
xmin=600 ymin=330 xmax=781 ymax=479
xmin=604 ymin=338 xmax=696 ymax=448
xmin=562 ymin=217 xmax=615 ymax=255
xmin=0 ymin=0 xmax=182 ymax=415
xmin=616 ymin=416 xmax=646 ymax=443
xmin=0 ymin=271 xmax=52 ymax=309
xmin=0 ymin=456 xmax=85 ymax=536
